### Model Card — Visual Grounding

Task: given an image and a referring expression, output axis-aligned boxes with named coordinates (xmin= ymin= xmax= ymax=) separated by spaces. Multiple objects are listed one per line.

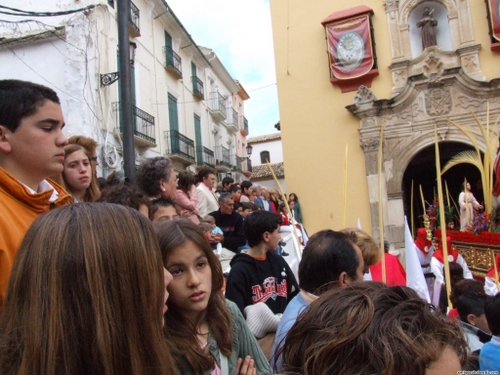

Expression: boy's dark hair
xmin=222 ymin=176 xmax=234 ymax=187
xmin=241 ymin=202 xmax=258 ymax=211
xmin=484 ymin=293 xmax=500 ymax=336
xmin=229 ymin=184 xmax=241 ymax=193
xmin=97 ymin=185 xmax=150 ymax=212
xmin=457 ymin=293 xmax=487 ymax=324
xmin=450 ymin=279 xmax=484 ymax=308
xmin=244 ymin=210 xmax=282 ymax=247
xmin=240 ymin=180 xmax=252 ymax=193
xmin=149 ymin=196 xmax=175 ymax=221
xmin=233 ymin=202 xmax=242 ymax=211
xmin=0 ymin=79 xmax=60 ymax=132
xmin=299 ymin=230 xmax=360 ymax=295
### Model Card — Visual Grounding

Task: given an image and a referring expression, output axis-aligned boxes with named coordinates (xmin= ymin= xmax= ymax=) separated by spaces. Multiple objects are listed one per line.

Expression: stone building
xmin=270 ymin=0 xmax=500 ymax=246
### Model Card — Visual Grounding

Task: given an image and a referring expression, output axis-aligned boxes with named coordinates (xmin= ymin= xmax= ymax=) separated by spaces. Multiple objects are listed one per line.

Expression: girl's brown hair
xmin=0 ymin=203 xmax=175 ymax=375
xmin=57 ymin=144 xmax=100 ymax=202
xmin=279 ymin=282 xmax=467 ymax=375
xmin=154 ymin=219 xmax=233 ymax=373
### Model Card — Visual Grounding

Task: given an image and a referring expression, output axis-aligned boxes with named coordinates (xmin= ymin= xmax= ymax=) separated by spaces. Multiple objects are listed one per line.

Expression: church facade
xmin=270 ymin=0 xmax=500 ymax=246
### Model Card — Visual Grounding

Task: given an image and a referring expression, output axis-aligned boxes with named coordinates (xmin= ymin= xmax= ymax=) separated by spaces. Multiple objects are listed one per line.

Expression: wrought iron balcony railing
xmin=113 ymin=102 xmax=156 ymax=145
xmin=215 ymin=145 xmax=230 ymax=165
xmin=209 ymin=91 xmax=227 ymax=117
xmin=129 ymin=1 xmax=140 ymax=35
xmin=192 ymin=76 xmax=204 ymax=99
xmin=197 ymin=146 xmax=215 ymax=168
xmin=164 ymin=130 xmax=195 ymax=162
xmin=163 ymin=46 xmax=182 ymax=77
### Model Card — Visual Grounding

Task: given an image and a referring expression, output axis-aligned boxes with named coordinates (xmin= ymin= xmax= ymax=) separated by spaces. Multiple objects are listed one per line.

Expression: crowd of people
xmin=1 ymin=79 xmax=500 ymax=374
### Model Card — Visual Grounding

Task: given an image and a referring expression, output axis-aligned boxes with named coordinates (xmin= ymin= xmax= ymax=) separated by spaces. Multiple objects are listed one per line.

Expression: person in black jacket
xmin=209 ymin=193 xmax=246 ymax=253
xmin=225 ymin=210 xmax=299 ymax=316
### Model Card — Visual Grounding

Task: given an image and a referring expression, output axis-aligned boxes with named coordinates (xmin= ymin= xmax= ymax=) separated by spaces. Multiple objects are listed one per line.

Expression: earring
xmin=162 ymin=188 xmax=166 ymax=192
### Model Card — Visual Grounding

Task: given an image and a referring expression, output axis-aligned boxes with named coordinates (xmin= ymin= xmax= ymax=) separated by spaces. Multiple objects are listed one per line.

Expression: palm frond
xmin=441 ymin=150 xmax=483 ymax=175
xmin=447 ymin=119 xmax=481 ymax=154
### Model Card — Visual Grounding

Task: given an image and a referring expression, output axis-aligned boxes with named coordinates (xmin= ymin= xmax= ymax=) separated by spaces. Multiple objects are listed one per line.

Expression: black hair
xmin=0 ymin=79 xmax=60 ymax=132
xmin=457 ymin=293 xmax=487 ymax=324
xmin=298 ymin=230 xmax=360 ymax=295
xmin=98 ymin=185 xmax=150 ymax=212
xmin=149 ymin=196 xmax=176 ymax=221
xmin=244 ymin=210 xmax=282 ymax=247
xmin=241 ymin=202 xmax=258 ymax=211
xmin=198 ymin=168 xmax=215 ymax=182
xmin=233 ymin=202 xmax=242 ymax=211
xmin=240 ymin=180 xmax=253 ymax=193
xmin=484 ymin=293 xmax=500 ymax=335
xmin=222 ymin=176 xmax=234 ymax=187
xmin=229 ymin=185 xmax=241 ymax=193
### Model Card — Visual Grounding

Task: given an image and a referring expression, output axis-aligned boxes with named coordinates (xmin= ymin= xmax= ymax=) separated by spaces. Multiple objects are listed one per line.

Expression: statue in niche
xmin=417 ymin=7 xmax=438 ymax=49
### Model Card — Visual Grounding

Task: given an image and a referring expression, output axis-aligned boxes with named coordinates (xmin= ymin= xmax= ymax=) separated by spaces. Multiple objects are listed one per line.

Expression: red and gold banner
xmin=326 ymin=14 xmax=374 ymax=80
xmin=488 ymin=0 xmax=500 ymax=41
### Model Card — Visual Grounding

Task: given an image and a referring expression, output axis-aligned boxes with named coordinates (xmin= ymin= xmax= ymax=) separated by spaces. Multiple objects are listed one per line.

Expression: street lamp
xmin=100 ymin=42 xmax=137 ymax=86
xmin=245 ymin=144 xmax=253 ymax=158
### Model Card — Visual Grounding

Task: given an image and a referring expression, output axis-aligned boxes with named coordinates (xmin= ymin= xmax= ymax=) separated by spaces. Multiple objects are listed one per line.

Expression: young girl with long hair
xmin=59 ymin=143 xmax=100 ymax=202
xmin=0 ymin=203 xmax=175 ymax=375
xmin=154 ymin=219 xmax=271 ymax=375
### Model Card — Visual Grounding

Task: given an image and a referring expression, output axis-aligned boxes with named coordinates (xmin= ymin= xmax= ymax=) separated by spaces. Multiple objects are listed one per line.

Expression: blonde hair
xmin=340 ymin=227 xmax=381 ymax=267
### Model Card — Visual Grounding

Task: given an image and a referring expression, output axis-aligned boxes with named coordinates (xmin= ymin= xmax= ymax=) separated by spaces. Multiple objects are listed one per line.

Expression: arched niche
xmin=409 ymin=1 xmax=453 ymax=57
xmin=384 ymin=0 xmax=482 ymax=94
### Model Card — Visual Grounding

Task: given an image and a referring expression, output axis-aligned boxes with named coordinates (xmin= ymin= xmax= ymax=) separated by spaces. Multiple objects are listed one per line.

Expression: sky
xmin=165 ymin=0 xmax=279 ymax=137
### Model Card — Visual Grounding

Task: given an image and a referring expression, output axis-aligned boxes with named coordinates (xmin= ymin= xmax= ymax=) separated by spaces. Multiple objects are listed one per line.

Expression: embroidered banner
xmin=326 ymin=14 xmax=374 ymax=80
xmin=488 ymin=0 xmax=500 ymax=41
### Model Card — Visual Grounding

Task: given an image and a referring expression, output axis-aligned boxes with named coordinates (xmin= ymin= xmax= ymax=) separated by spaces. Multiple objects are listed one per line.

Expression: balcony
xmin=192 ymin=76 xmax=204 ymax=100
xmin=128 ymin=1 xmax=140 ymax=37
xmin=208 ymin=91 xmax=227 ymax=122
xmin=215 ymin=145 xmax=231 ymax=172
xmin=164 ymin=130 xmax=195 ymax=166
xmin=225 ymin=108 xmax=239 ymax=133
xmin=113 ymin=102 xmax=156 ymax=147
xmin=163 ymin=46 xmax=182 ymax=78
xmin=196 ymin=146 xmax=215 ymax=168
xmin=233 ymin=156 xmax=246 ymax=172
xmin=240 ymin=116 xmax=249 ymax=136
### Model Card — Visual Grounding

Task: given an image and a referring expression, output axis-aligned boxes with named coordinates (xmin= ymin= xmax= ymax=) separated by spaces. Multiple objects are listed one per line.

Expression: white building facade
xmin=248 ymin=132 xmax=286 ymax=192
xmin=0 ymin=0 xmax=250 ymax=179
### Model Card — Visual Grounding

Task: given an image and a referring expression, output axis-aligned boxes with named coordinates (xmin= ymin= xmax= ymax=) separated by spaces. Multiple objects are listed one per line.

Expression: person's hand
xmin=236 ymin=356 xmax=256 ymax=375
xmin=213 ymin=233 xmax=224 ymax=243
xmin=180 ymin=209 xmax=190 ymax=217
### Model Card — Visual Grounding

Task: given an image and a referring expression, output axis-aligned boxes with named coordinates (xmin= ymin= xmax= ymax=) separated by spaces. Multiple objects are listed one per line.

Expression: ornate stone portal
xmin=346 ymin=0 xmax=500 ymax=247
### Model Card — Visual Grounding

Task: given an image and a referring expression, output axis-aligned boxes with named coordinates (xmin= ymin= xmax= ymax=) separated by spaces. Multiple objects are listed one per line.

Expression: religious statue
xmin=459 ymin=181 xmax=483 ymax=231
xmin=417 ymin=7 xmax=438 ymax=49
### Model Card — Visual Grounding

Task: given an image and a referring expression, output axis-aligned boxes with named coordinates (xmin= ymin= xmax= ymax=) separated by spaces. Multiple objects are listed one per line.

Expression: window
xmin=168 ymin=94 xmax=179 ymax=132
xmin=260 ymin=151 xmax=270 ymax=164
